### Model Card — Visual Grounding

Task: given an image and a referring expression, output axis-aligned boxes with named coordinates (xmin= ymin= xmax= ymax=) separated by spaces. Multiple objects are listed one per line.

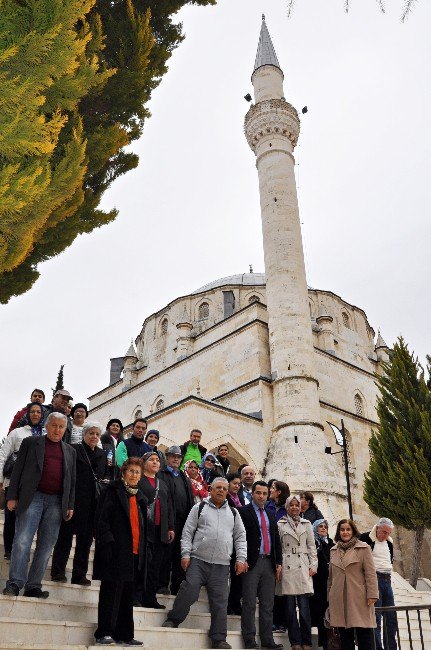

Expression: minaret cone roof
xmin=124 ymin=341 xmax=137 ymax=358
xmin=253 ymin=15 xmax=282 ymax=74
xmin=375 ymin=331 xmax=389 ymax=349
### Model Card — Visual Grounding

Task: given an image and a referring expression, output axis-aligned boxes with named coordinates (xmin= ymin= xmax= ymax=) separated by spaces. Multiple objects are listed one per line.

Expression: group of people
xmin=0 ymin=388 xmax=398 ymax=649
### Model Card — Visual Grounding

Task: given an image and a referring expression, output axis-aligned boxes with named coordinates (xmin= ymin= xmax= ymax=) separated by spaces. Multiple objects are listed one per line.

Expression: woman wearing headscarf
xmin=328 ymin=519 xmax=378 ymax=650
xmin=309 ymin=519 xmax=334 ymax=650
xmin=184 ymin=460 xmax=209 ymax=503
xmin=199 ymin=451 xmax=224 ymax=485
xmin=101 ymin=418 xmax=124 ymax=479
xmin=142 ymin=429 xmax=166 ymax=469
xmin=51 ymin=421 xmax=108 ymax=585
xmin=277 ymin=495 xmax=318 ymax=650
xmin=93 ymin=457 xmax=148 ymax=646
xmin=266 ymin=480 xmax=290 ymax=632
xmin=0 ymin=402 xmax=44 ymax=559
xmin=137 ymin=451 xmax=174 ymax=609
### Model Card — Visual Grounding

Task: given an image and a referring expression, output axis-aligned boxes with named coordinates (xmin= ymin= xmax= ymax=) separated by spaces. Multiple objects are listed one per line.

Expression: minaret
xmin=245 ymin=17 xmax=332 ymax=493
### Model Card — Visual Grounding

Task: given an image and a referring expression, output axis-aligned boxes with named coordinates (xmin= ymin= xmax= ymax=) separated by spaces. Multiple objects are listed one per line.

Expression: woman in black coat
xmin=137 ymin=451 xmax=174 ymax=608
xmin=309 ymin=519 xmax=334 ymax=650
xmin=100 ymin=418 xmax=124 ymax=480
xmin=51 ymin=422 xmax=108 ymax=585
xmin=93 ymin=457 xmax=148 ymax=646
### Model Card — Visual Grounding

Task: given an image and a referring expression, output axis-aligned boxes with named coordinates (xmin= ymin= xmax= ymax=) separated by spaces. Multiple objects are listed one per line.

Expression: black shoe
xmin=115 ymin=641 xmax=143 ymax=647
xmin=211 ymin=642 xmax=232 ymax=649
xmin=71 ymin=577 xmax=91 ymax=586
xmin=51 ymin=574 xmax=67 ymax=583
xmin=157 ymin=586 xmax=170 ymax=595
xmin=141 ymin=600 xmax=166 ymax=609
xmin=244 ymin=642 xmax=260 ymax=649
xmin=227 ymin=606 xmax=242 ymax=615
xmin=3 ymin=552 xmax=11 ymax=560
xmin=95 ymin=637 xmax=115 ymax=645
xmin=23 ymin=587 xmax=49 ymax=599
xmin=162 ymin=619 xmax=178 ymax=628
xmin=261 ymin=643 xmax=284 ymax=649
xmin=2 ymin=583 xmax=19 ymax=596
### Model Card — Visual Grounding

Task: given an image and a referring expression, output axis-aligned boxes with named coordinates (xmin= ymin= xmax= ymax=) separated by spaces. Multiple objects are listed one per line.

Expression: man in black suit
xmin=3 ymin=413 xmax=76 ymax=599
xmin=238 ymin=465 xmax=256 ymax=505
xmin=239 ymin=480 xmax=283 ymax=650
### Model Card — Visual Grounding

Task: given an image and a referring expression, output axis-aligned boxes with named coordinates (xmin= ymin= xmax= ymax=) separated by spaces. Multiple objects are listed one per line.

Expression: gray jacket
xmin=181 ymin=497 xmax=247 ymax=566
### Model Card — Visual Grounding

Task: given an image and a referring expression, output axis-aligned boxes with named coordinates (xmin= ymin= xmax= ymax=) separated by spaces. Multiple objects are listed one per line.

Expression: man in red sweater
xmin=3 ymin=413 xmax=76 ymax=599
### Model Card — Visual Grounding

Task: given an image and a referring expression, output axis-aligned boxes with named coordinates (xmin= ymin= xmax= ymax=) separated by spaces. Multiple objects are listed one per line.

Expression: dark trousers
xmin=3 ymin=487 xmax=16 ymax=555
xmin=375 ymin=574 xmax=397 ymax=650
xmin=241 ymin=556 xmax=276 ymax=645
xmin=339 ymin=627 xmax=373 ymax=650
xmin=169 ymin=558 xmax=229 ymax=643
xmin=228 ymin=556 xmax=242 ymax=614
xmin=51 ymin=518 xmax=93 ymax=580
xmin=160 ymin=519 xmax=186 ymax=594
xmin=286 ymin=594 xmax=312 ymax=647
xmin=273 ymin=595 xmax=288 ymax=628
xmin=95 ymin=555 xmax=138 ymax=642
xmin=139 ymin=527 xmax=165 ymax=605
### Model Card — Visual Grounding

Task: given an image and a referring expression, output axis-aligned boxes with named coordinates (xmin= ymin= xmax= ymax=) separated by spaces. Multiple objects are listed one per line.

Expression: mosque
xmin=88 ymin=17 xmax=390 ymax=532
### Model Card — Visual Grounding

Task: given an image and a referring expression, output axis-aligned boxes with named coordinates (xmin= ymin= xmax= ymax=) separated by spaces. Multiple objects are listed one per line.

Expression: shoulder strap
xmin=197 ymin=501 xmax=236 ymax=519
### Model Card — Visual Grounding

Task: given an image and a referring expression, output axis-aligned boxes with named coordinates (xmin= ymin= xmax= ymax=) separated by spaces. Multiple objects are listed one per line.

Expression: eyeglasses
xmin=125 ymin=469 xmax=141 ymax=475
xmin=205 ymin=459 xmax=216 ymax=464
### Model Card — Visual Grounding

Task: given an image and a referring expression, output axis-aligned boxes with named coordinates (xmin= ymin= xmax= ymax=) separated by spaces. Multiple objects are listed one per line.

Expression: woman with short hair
xmin=101 ymin=418 xmax=124 ymax=479
xmin=137 ymin=451 xmax=174 ymax=609
xmin=328 ymin=519 xmax=378 ymax=650
xmin=226 ymin=472 xmax=243 ymax=509
xmin=51 ymin=421 xmax=107 ymax=585
xmin=299 ymin=491 xmax=324 ymax=524
xmin=93 ymin=457 xmax=147 ymax=646
xmin=216 ymin=443 xmax=230 ymax=476
xmin=277 ymin=495 xmax=318 ymax=650
xmin=70 ymin=403 xmax=89 ymax=444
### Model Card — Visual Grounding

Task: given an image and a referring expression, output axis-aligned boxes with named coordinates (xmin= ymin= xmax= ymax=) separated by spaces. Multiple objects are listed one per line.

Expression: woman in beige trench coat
xmin=328 ymin=519 xmax=379 ymax=650
xmin=277 ymin=495 xmax=318 ymax=650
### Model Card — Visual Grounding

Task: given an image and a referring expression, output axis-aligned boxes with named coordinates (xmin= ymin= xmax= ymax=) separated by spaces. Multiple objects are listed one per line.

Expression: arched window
xmin=161 ymin=318 xmax=168 ymax=335
xmin=155 ymin=399 xmax=164 ymax=411
xmin=134 ymin=409 xmax=142 ymax=420
xmin=198 ymin=302 xmax=209 ymax=320
xmin=342 ymin=312 xmax=351 ymax=329
xmin=354 ymin=393 xmax=364 ymax=416
xmin=248 ymin=295 xmax=261 ymax=304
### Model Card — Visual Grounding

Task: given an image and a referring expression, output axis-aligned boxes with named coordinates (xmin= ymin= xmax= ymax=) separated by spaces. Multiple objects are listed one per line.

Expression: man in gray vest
xmin=162 ymin=477 xmax=247 ymax=649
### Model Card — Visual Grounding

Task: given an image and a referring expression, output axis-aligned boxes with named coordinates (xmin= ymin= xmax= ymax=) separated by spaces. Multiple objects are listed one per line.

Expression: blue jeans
xmin=7 ymin=491 xmax=63 ymax=591
xmin=285 ymin=594 xmax=312 ymax=647
xmin=375 ymin=574 xmax=398 ymax=650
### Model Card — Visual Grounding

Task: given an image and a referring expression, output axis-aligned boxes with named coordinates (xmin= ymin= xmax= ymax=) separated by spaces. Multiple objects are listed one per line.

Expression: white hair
xmin=210 ymin=477 xmax=229 ymax=488
xmin=82 ymin=421 xmax=103 ymax=436
xmin=377 ymin=517 xmax=394 ymax=529
xmin=45 ymin=412 xmax=67 ymax=425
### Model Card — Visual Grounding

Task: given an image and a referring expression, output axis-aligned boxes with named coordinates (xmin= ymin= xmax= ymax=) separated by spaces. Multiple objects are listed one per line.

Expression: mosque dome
xmin=192 ymin=273 xmax=266 ymax=294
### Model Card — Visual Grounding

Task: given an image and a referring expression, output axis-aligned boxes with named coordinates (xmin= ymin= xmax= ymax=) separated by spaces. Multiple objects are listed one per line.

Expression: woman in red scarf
xmin=183 ymin=460 xmax=208 ymax=503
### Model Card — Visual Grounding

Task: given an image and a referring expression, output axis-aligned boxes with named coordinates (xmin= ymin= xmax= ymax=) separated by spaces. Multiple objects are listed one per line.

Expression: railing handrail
xmin=375 ymin=604 xmax=431 ymax=613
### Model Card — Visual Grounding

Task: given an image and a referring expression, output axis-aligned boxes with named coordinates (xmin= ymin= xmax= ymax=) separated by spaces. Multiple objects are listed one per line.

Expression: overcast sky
xmin=1 ymin=0 xmax=430 ymax=438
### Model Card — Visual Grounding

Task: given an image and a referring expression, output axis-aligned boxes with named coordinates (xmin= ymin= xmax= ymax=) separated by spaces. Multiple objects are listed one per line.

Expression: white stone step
xmin=0 ymin=617 xmax=290 ymax=649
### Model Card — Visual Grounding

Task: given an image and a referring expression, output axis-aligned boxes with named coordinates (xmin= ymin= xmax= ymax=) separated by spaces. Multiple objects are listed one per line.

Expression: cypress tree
xmin=52 ymin=364 xmax=65 ymax=397
xmin=364 ymin=337 xmax=431 ymax=587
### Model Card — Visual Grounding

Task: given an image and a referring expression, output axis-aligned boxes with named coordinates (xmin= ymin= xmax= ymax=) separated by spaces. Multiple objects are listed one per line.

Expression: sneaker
xmin=2 ymin=583 xmax=19 ymax=596
xmin=71 ymin=577 xmax=91 ymax=586
xmin=211 ymin=642 xmax=232 ymax=649
xmin=51 ymin=574 xmax=67 ymax=583
xmin=162 ymin=619 xmax=178 ymax=628
xmin=115 ymin=641 xmax=143 ymax=647
xmin=23 ymin=587 xmax=49 ymax=599
xmin=95 ymin=637 xmax=115 ymax=645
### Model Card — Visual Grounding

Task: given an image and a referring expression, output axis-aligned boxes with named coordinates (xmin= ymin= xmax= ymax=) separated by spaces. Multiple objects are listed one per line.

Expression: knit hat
xmin=107 ymin=418 xmax=124 ymax=433
xmin=145 ymin=429 xmax=160 ymax=442
xmin=142 ymin=451 xmax=160 ymax=463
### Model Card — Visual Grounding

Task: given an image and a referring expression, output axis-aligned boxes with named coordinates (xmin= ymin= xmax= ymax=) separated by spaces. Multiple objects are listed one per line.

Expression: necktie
xmin=259 ymin=508 xmax=270 ymax=555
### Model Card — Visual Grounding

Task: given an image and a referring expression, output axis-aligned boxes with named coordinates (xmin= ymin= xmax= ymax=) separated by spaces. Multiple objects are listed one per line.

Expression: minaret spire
xmin=254 ymin=14 xmax=282 ymax=74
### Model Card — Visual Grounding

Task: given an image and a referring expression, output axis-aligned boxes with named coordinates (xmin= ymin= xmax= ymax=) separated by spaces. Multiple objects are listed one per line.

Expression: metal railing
xmin=372 ymin=604 xmax=431 ymax=650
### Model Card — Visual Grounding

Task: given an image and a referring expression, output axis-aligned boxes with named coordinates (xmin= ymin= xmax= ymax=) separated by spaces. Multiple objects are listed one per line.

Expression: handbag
xmin=147 ymin=478 xmax=160 ymax=522
xmin=3 ymin=452 xmax=18 ymax=479
xmin=80 ymin=444 xmax=108 ymax=499
xmin=324 ymin=607 xmax=341 ymax=650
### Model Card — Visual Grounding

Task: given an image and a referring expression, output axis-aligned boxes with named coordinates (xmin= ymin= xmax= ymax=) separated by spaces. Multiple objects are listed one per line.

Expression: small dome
xmin=192 ymin=273 xmax=266 ymax=294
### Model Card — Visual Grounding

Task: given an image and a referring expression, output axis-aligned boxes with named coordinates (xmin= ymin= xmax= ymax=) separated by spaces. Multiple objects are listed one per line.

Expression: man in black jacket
xmin=360 ymin=518 xmax=397 ymax=650
xmin=239 ymin=481 xmax=283 ymax=650
xmin=158 ymin=445 xmax=194 ymax=594
xmin=3 ymin=413 xmax=76 ymax=598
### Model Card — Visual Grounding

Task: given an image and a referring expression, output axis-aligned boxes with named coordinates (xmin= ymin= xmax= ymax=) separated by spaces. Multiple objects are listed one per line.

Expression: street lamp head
xmin=325 ymin=446 xmax=332 ymax=455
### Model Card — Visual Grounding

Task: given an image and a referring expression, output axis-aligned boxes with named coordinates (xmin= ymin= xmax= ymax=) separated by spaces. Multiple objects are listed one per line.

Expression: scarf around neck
xmin=121 ymin=477 xmax=139 ymax=495
xmin=337 ymin=536 xmax=358 ymax=556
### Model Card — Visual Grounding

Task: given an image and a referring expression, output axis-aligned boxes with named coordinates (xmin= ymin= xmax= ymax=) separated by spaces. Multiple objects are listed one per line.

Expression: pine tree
xmin=52 ymin=364 xmax=65 ymax=398
xmin=364 ymin=337 xmax=431 ymax=587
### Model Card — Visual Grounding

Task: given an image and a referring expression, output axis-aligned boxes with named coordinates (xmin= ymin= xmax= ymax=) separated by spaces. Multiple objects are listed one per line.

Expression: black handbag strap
xmin=79 ymin=443 xmax=100 ymax=484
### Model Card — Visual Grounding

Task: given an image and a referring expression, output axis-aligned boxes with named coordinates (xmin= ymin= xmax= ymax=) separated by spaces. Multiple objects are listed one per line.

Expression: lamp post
xmin=325 ymin=419 xmax=353 ymax=520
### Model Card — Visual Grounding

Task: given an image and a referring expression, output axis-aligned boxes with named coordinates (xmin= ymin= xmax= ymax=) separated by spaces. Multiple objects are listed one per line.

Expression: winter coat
xmin=181 ymin=497 xmax=247 ymax=566
xmin=216 ymin=455 xmax=230 ymax=476
xmin=70 ymin=442 xmax=107 ymax=533
xmin=158 ymin=467 xmax=194 ymax=524
xmin=302 ymin=505 xmax=324 ymax=524
xmin=0 ymin=425 xmax=35 ymax=487
xmin=138 ymin=475 xmax=174 ymax=543
xmin=93 ymin=479 xmax=148 ymax=583
xmin=328 ymin=539 xmax=379 ymax=629
xmin=277 ymin=516 xmax=318 ymax=595
xmin=266 ymin=499 xmax=287 ymax=522
xmin=309 ymin=537 xmax=334 ymax=626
